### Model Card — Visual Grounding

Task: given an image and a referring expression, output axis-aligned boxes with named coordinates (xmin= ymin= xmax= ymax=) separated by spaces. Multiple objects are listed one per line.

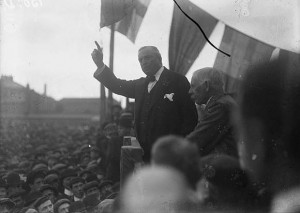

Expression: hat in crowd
xmin=83 ymin=193 xmax=101 ymax=211
xmin=24 ymin=191 xmax=43 ymax=207
xmin=26 ymin=170 xmax=46 ymax=185
xmin=6 ymin=172 xmax=21 ymax=187
xmin=98 ymin=199 xmax=114 ymax=213
xmin=103 ymin=123 xmax=117 ymax=131
xmin=39 ymin=184 xmax=58 ymax=196
xmin=79 ymin=170 xmax=92 ymax=178
xmin=200 ymin=155 xmax=249 ymax=189
xmin=90 ymin=146 xmax=100 ymax=153
xmin=99 ymin=180 xmax=113 ymax=190
xmin=53 ymin=198 xmax=70 ymax=213
xmin=18 ymin=161 xmax=31 ymax=170
xmin=31 ymin=161 xmax=48 ymax=172
xmin=60 ymin=169 xmax=77 ymax=182
xmin=69 ymin=201 xmax=86 ymax=213
xmin=44 ymin=174 xmax=59 ymax=185
xmin=69 ymin=177 xmax=84 ymax=188
xmin=118 ymin=113 xmax=133 ymax=128
xmin=86 ymin=161 xmax=97 ymax=171
xmin=19 ymin=207 xmax=38 ymax=213
xmin=0 ymin=198 xmax=16 ymax=209
xmin=80 ymin=144 xmax=90 ymax=153
xmin=83 ymin=181 xmax=99 ymax=193
xmin=33 ymin=196 xmax=50 ymax=210
xmin=52 ymin=163 xmax=67 ymax=171
xmin=85 ymin=173 xmax=98 ymax=183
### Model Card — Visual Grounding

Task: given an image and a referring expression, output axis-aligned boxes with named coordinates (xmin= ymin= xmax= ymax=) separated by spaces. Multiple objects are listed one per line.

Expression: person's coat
xmin=187 ymin=94 xmax=238 ymax=157
xmin=94 ymin=66 xmax=197 ymax=161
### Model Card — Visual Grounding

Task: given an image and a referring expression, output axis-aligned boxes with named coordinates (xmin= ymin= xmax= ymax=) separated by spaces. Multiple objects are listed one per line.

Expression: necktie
xmin=146 ymin=75 xmax=156 ymax=83
xmin=146 ymin=75 xmax=156 ymax=92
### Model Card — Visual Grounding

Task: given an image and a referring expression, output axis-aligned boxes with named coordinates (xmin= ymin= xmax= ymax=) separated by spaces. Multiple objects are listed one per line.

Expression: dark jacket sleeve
xmin=178 ymin=75 xmax=198 ymax=136
xmin=94 ymin=66 xmax=140 ymax=99
xmin=186 ymin=100 xmax=232 ymax=155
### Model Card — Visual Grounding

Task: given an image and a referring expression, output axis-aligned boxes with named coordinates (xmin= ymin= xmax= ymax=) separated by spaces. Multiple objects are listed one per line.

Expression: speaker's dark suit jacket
xmin=94 ymin=66 xmax=198 ymax=161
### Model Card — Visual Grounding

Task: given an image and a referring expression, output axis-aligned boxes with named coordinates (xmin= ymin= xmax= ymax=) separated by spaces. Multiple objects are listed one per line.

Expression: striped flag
xmin=100 ymin=0 xmax=151 ymax=43
xmin=169 ymin=0 xmax=218 ymax=75
xmin=213 ymin=26 xmax=275 ymax=94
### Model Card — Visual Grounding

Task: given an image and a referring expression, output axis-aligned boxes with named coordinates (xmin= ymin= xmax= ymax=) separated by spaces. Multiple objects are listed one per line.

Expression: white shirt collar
xmin=154 ymin=66 xmax=164 ymax=81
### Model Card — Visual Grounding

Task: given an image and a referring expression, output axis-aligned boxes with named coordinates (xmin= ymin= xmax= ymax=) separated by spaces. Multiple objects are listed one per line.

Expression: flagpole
xmin=107 ymin=23 xmax=115 ymax=122
xmin=100 ymin=83 xmax=106 ymax=125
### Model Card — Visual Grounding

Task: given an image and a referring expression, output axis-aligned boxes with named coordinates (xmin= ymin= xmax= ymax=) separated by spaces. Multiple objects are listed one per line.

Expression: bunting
xmin=213 ymin=26 xmax=275 ymax=94
xmin=169 ymin=0 xmax=218 ymax=75
xmin=100 ymin=0 xmax=151 ymax=43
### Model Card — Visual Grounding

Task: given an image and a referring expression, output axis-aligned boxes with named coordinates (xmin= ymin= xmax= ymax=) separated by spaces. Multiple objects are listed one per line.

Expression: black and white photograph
xmin=0 ymin=0 xmax=299 ymax=212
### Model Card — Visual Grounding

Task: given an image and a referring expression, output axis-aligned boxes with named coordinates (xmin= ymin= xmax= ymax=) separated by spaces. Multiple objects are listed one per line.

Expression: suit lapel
xmin=149 ymin=68 xmax=171 ymax=111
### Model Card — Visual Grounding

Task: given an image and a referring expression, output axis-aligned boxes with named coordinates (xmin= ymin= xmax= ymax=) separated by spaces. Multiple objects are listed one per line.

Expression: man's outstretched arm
xmin=91 ymin=41 xmax=136 ymax=98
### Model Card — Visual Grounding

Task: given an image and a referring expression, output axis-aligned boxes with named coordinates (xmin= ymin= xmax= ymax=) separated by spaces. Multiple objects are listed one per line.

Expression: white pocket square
xmin=164 ymin=93 xmax=174 ymax=101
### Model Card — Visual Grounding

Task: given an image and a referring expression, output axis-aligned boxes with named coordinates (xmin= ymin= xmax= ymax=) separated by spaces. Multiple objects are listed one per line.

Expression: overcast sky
xmin=1 ymin=0 xmax=297 ymax=105
xmin=0 ymin=0 xmax=224 ymax=105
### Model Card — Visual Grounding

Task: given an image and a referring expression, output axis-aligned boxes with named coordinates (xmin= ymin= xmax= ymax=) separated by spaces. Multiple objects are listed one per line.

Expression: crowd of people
xmin=0 ymin=46 xmax=299 ymax=213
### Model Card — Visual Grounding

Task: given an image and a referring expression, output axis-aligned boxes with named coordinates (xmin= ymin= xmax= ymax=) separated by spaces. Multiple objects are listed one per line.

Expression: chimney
xmin=44 ymin=84 xmax=47 ymax=96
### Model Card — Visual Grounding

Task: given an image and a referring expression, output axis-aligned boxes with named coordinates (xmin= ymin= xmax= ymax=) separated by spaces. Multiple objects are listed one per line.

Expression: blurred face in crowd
xmin=0 ymin=187 xmax=7 ymax=198
xmin=86 ymin=187 xmax=100 ymax=196
xmin=37 ymin=200 xmax=53 ymax=213
xmin=58 ymin=203 xmax=70 ymax=213
xmin=81 ymin=156 xmax=90 ymax=167
xmin=104 ymin=126 xmax=118 ymax=139
xmin=100 ymin=185 xmax=113 ymax=199
xmin=45 ymin=178 xmax=59 ymax=190
xmin=42 ymin=189 xmax=56 ymax=204
xmin=11 ymin=195 xmax=24 ymax=207
xmin=63 ymin=177 xmax=75 ymax=189
xmin=31 ymin=177 xmax=44 ymax=192
xmin=138 ymin=47 xmax=162 ymax=76
xmin=189 ymin=77 xmax=210 ymax=105
xmin=47 ymin=158 xmax=57 ymax=168
xmin=117 ymin=126 xmax=131 ymax=137
xmin=71 ymin=182 xmax=84 ymax=198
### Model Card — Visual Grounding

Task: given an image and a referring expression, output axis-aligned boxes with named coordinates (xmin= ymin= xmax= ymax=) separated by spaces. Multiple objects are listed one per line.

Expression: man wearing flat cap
xmin=69 ymin=178 xmax=85 ymax=202
xmin=53 ymin=199 xmax=70 ymax=213
xmin=40 ymin=184 xmax=58 ymax=204
xmin=33 ymin=196 xmax=53 ymax=213
xmin=0 ymin=198 xmax=16 ymax=213
xmin=6 ymin=172 xmax=23 ymax=196
xmin=26 ymin=170 xmax=45 ymax=193
xmin=83 ymin=181 xmax=99 ymax=197
xmin=9 ymin=189 xmax=27 ymax=211
xmin=60 ymin=169 xmax=77 ymax=197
